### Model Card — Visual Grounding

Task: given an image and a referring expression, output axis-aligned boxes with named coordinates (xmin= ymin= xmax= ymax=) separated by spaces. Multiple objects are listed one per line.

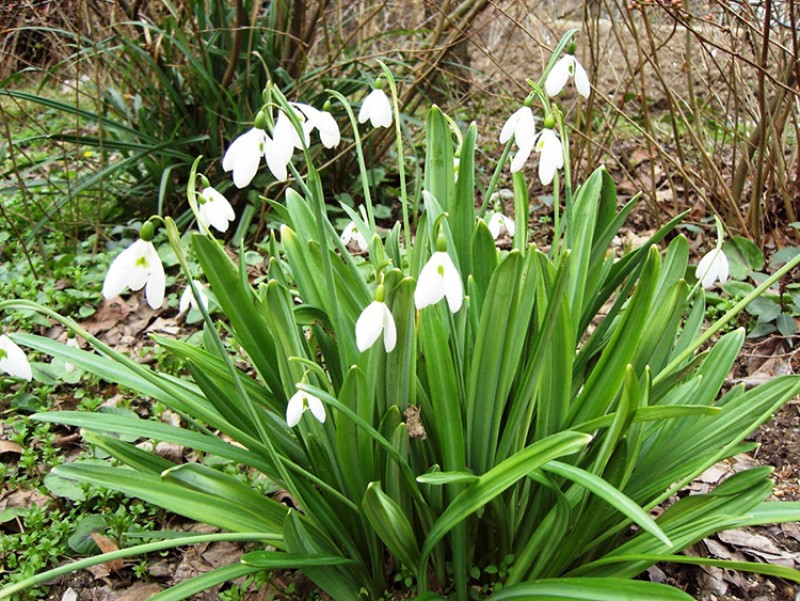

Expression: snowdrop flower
xmin=534 ymin=127 xmax=564 ymax=186
xmin=501 ymin=105 xmax=538 ymax=172
xmin=545 ymin=46 xmax=590 ymax=98
xmin=0 ymin=335 xmax=32 ymax=381
xmin=294 ymin=103 xmax=341 ymax=148
xmin=64 ymin=336 xmax=80 ymax=374
xmin=358 ymin=88 xmax=393 ymax=128
xmin=340 ymin=221 xmax=369 ymax=252
xmin=356 ymin=286 xmax=397 ymax=352
xmin=696 ymin=248 xmax=729 ymax=289
xmin=102 ymin=222 xmax=165 ymax=310
xmin=222 ymin=124 xmax=269 ymax=188
xmin=415 ymin=240 xmax=463 ymax=313
xmin=197 ymin=185 xmax=235 ymax=233
xmin=286 ymin=388 xmax=326 ymax=427
xmin=179 ymin=280 xmax=209 ymax=314
xmin=487 ymin=211 xmax=516 ymax=239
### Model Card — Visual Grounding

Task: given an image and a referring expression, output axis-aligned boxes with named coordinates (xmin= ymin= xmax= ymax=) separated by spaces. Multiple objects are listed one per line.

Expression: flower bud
xmin=566 ymin=41 xmax=577 ymax=55
xmin=435 ymin=232 xmax=447 ymax=252
xmin=375 ymin=284 xmax=386 ymax=303
xmin=544 ymin=114 xmax=556 ymax=130
xmin=140 ymin=221 xmax=156 ymax=242
xmin=254 ymin=110 xmax=268 ymax=130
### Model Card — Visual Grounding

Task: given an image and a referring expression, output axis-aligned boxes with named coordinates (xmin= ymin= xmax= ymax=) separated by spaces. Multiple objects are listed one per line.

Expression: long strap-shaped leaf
xmin=416 ymin=432 xmax=591 ymax=590
xmin=485 ymin=577 xmax=694 ymax=600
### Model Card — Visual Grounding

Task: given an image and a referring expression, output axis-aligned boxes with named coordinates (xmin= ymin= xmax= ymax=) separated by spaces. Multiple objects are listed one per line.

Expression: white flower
xmin=222 ymin=127 xmax=268 ymax=188
xmin=502 ymin=107 xmax=538 ymax=173
xmin=197 ymin=186 xmax=235 ymax=233
xmin=64 ymin=336 xmax=80 ymax=374
xmin=535 ymin=128 xmax=564 ymax=186
xmin=696 ymin=248 xmax=729 ymax=289
xmin=294 ymin=103 xmax=341 ymax=148
xmin=286 ymin=389 xmax=326 ymax=427
xmin=102 ymin=239 xmax=165 ymax=310
xmin=340 ymin=221 xmax=369 ymax=252
xmin=545 ymin=55 xmax=590 ymax=98
xmin=358 ymin=89 xmax=393 ymax=128
xmin=487 ymin=212 xmax=516 ymax=239
xmin=179 ymin=280 xmax=209 ymax=314
xmin=415 ymin=251 xmax=463 ymax=313
xmin=356 ymin=300 xmax=397 ymax=352
xmin=0 ymin=335 xmax=32 ymax=381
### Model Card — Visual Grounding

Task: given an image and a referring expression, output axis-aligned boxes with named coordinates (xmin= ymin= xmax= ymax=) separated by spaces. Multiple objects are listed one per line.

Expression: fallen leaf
xmin=115 ymin=583 xmax=164 ymax=600
xmin=90 ymin=533 xmax=124 ymax=572
xmin=0 ymin=440 xmax=22 ymax=456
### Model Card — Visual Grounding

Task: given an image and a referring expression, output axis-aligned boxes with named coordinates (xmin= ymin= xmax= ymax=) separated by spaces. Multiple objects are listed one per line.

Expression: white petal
xmin=441 ymin=255 xmax=464 ymax=313
xmin=500 ymin=107 xmax=522 ymax=144
xmin=286 ymin=391 xmax=305 ymax=427
xmin=538 ymin=130 xmax=564 ymax=169
xmin=573 ymin=59 xmax=591 ymax=98
xmin=143 ymin=243 xmax=165 ymax=309
xmin=414 ymin=254 xmax=447 ymax=310
xmin=179 ymin=285 xmax=193 ymax=314
xmin=359 ymin=89 xmax=393 ymax=128
xmin=296 ymin=103 xmax=341 ymax=148
xmin=382 ymin=304 xmax=397 ymax=353
xmin=102 ymin=240 xmax=144 ymax=298
xmin=356 ymin=301 xmax=386 ymax=352
xmin=538 ymin=156 xmax=558 ymax=186
xmin=200 ymin=188 xmax=235 ymax=233
xmin=545 ymin=56 xmax=572 ymax=97
xmin=697 ymin=249 xmax=728 ymax=289
xmin=307 ymin=394 xmax=326 ymax=424
xmin=0 ymin=335 xmax=32 ymax=381
xmin=514 ymin=107 xmax=537 ymax=146
xmin=510 ymin=137 xmax=535 ymax=173
xmin=487 ymin=213 xmax=504 ymax=239
xmin=340 ymin=222 xmax=369 ymax=251
xmin=264 ymin=130 xmax=293 ymax=182
xmin=223 ymin=128 xmax=264 ymax=189
xmin=502 ymin=214 xmax=516 ymax=237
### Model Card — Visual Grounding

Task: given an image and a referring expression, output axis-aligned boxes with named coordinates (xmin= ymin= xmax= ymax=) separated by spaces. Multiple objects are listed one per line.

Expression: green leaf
xmin=416 ymin=472 xmax=479 ymax=485
xmin=149 ymin=563 xmax=264 ymax=601
xmin=776 ymin=313 xmax=797 ymax=336
xmin=487 ymin=577 xmax=693 ymax=600
xmin=240 ymin=551 xmax=357 ymax=568
xmin=362 ymin=482 xmax=420 ymax=571
xmin=67 ymin=515 xmax=108 ymax=554
xmin=746 ymin=296 xmax=781 ymax=321
xmin=723 ymin=236 xmax=764 ymax=278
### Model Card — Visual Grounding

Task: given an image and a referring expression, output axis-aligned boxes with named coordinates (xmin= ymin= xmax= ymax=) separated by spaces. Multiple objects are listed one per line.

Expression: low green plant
xmin=2 ymin=31 xmax=800 ymax=600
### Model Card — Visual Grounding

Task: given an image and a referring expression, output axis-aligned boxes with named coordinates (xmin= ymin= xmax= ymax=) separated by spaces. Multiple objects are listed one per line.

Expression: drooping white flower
xmin=535 ymin=128 xmax=564 ymax=186
xmin=696 ymin=248 xmax=729 ymax=289
xmin=502 ymin=106 xmax=538 ymax=173
xmin=487 ymin=212 xmax=516 ymax=239
xmin=356 ymin=300 xmax=397 ymax=352
xmin=102 ymin=238 xmax=165 ymax=310
xmin=0 ymin=335 xmax=32 ymax=381
xmin=415 ymin=251 xmax=463 ymax=313
xmin=222 ymin=127 xmax=269 ymax=188
xmin=294 ymin=103 xmax=341 ymax=149
xmin=358 ymin=89 xmax=393 ymax=128
xmin=197 ymin=186 xmax=235 ymax=233
xmin=179 ymin=280 xmax=210 ymax=314
xmin=286 ymin=389 xmax=326 ymax=427
xmin=340 ymin=221 xmax=369 ymax=252
xmin=64 ymin=336 xmax=80 ymax=374
xmin=545 ymin=54 xmax=590 ymax=98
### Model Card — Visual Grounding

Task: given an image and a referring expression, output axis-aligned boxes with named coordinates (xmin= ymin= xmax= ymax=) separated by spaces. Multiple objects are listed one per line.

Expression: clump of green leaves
xmin=3 ymin=31 xmax=800 ymax=601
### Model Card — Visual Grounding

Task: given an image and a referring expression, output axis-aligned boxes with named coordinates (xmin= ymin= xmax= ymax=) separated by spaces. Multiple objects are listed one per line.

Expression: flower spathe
xmin=222 ymin=127 xmax=268 ymax=188
xmin=696 ymin=248 xmax=729 ymax=289
xmin=356 ymin=300 xmax=397 ymax=352
xmin=286 ymin=389 xmax=326 ymax=427
xmin=545 ymin=54 xmax=590 ymax=98
xmin=487 ymin=212 xmax=516 ymax=239
xmin=0 ymin=335 xmax=32 ymax=381
xmin=415 ymin=251 xmax=463 ymax=313
xmin=358 ymin=89 xmax=393 ymax=128
xmin=197 ymin=186 xmax=235 ymax=233
xmin=102 ymin=239 xmax=165 ymax=309
xmin=340 ymin=221 xmax=369 ymax=252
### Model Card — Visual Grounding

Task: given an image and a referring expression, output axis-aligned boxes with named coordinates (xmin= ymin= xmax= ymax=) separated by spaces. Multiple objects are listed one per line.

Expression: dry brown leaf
xmin=115 ymin=583 xmax=164 ymax=600
xmin=717 ymin=529 xmax=800 ymax=567
xmin=90 ymin=533 xmax=124 ymax=572
xmin=0 ymin=440 xmax=22 ymax=456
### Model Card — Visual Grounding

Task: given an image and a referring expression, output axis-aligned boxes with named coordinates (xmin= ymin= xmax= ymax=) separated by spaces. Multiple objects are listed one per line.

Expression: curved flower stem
xmin=327 ymin=89 xmax=376 ymax=232
xmin=378 ymin=61 xmax=412 ymax=265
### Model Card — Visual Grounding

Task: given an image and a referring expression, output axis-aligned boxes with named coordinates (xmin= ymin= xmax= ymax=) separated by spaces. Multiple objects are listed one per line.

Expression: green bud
xmin=140 ymin=221 xmax=156 ymax=242
xmin=544 ymin=114 xmax=556 ymax=130
xmin=323 ymin=99 xmax=332 ymax=112
xmin=435 ymin=233 xmax=447 ymax=252
xmin=254 ymin=110 xmax=268 ymax=130
xmin=375 ymin=284 xmax=386 ymax=303
xmin=523 ymin=94 xmax=535 ymax=108
xmin=566 ymin=42 xmax=577 ymax=55
xmin=374 ymin=77 xmax=385 ymax=91
xmin=198 ymin=174 xmax=210 ymax=189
